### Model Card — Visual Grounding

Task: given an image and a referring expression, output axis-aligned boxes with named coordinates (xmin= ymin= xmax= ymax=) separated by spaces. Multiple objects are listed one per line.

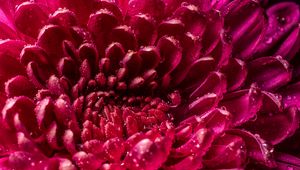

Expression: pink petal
xmin=280 ymin=81 xmax=300 ymax=108
xmin=49 ymin=8 xmax=77 ymax=27
xmin=246 ymin=56 xmax=291 ymax=91
xmin=14 ymin=2 xmax=49 ymax=38
xmin=111 ymin=25 xmax=138 ymax=51
xmin=124 ymin=137 xmax=172 ymax=170
xmin=37 ymin=25 xmax=72 ymax=66
xmin=130 ymin=14 xmax=155 ymax=46
xmin=156 ymin=36 xmax=182 ymax=76
xmin=190 ymin=72 xmax=227 ymax=101
xmin=224 ymin=0 xmax=265 ymax=60
xmin=0 ymin=40 xmax=26 ymax=91
xmin=220 ymin=85 xmax=263 ymax=126
xmin=5 ymin=75 xmax=36 ymax=98
xmin=221 ymin=57 xmax=247 ymax=91
xmin=203 ymin=134 xmax=247 ymax=169
xmin=226 ymin=129 xmax=276 ymax=167
xmin=87 ymin=10 xmax=119 ymax=56
xmin=254 ymin=2 xmax=300 ymax=60
xmin=2 ymin=96 xmax=39 ymax=137
xmin=126 ymin=0 xmax=165 ymax=21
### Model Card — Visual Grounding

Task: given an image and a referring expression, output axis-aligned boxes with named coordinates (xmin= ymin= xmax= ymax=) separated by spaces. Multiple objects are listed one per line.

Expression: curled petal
xmin=226 ymin=129 xmax=276 ymax=168
xmin=221 ymin=57 xmax=247 ymax=91
xmin=105 ymin=43 xmax=125 ymax=71
xmin=187 ymin=93 xmax=219 ymax=117
xmin=37 ymin=25 xmax=71 ymax=65
xmin=279 ymin=81 xmax=300 ymax=108
xmin=156 ymin=36 xmax=182 ymax=76
xmin=72 ymin=151 xmax=102 ymax=170
xmin=190 ymin=72 xmax=227 ymax=101
xmin=224 ymin=0 xmax=265 ymax=60
xmin=274 ymin=24 xmax=300 ymax=60
xmin=34 ymin=97 xmax=54 ymax=130
xmin=139 ymin=46 xmax=160 ymax=71
xmin=2 ymin=96 xmax=39 ymax=137
xmin=220 ymin=84 xmax=263 ymax=126
xmin=103 ymin=137 xmax=125 ymax=162
xmin=254 ymin=2 xmax=300 ymax=60
xmin=124 ymin=137 xmax=172 ymax=170
xmin=179 ymin=57 xmax=215 ymax=90
xmin=246 ymin=56 xmax=291 ymax=91
xmin=5 ymin=75 xmax=36 ymax=98
xmin=111 ymin=25 xmax=137 ymax=51
xmin=58 ymin=0 xmax=99 ymax=25
xmin=245 ymin=106 xmax=299 ymax=145
xmin=49 ymin=8 xmax=77 ymax=27
xmin=0 ymin=40 xmax=26 ymax=90
xmin=14 ymin=2 xmax=49 ymax=38
xmin=87 ymin=10 xmax=119 ymax=55
xmin=130 ymin=14 xmax=155 ymax=46
xmin=203 ymin=134 xmax=247 ymax=169
xmin=171 ymin=128 xmax=214 ymax=159
xmin=122 ymin=51 xmax=142 ymax=78
xmin=126 ymin=0 xmax=165 ymax=21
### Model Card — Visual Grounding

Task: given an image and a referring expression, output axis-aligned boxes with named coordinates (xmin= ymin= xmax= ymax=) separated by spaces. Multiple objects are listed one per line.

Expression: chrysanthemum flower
xmin=0 ymin=0 xmax=299 ymax=169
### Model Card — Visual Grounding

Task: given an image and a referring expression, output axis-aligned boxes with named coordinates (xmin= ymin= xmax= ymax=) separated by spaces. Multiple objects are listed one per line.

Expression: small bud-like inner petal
xmin=14 ymin=2 xmax=49 ymax=38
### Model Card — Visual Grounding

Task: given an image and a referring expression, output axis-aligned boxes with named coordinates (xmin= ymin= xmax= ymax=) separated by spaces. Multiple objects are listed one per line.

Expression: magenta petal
xmin=246 ymin=56 xmax=291 ymax=91
xmin=139 ymin=46 xmax=160 ymax=71
xmin=173 ymin=3 xmax=205 ymax=36
xmin=130 ymin=14 xmax=155 ymax=46
xmin=172 ymin=128 xmax=214 ymax=158
xmin=5 ymin=75 xmax=36 ymax=98
xmin=170 ymin=33 xmax=202 ymax=87
xmin=221 ymin=57 xmax=247 ymax=91
xmin=87 ymin=10 xmax=119 ymax=56
xmin=14 ymin=2 xmax=49 ymax=38
xmin=190 ymin=72 xmax=227 ymax=101
xmin=243 ymin=91 xmax=300 ymax=145
xmin=275 ymin=24 xmax=300 ymax=61
xmin=34 ymin=97 xmax=55 ymax=130
xmin=165 ymin=153 xmax=203 ymax=170
xmin=49 ymin=8 xmax=77 ymax=27
xmin=274 ymin=152 xmax=300 ymax=170
xmin=2 ymin=96 xmax=39 ymax=137
xmin=280 ymin=81 xmax=300 ymax=108
xmin=157 ymin=19 xmax=185 ymax=39
xmin=111 ymin=25 xmax=137 ymax=51
xmin=201 ymin=10 xmax=223 ymax=55
xmin=37 ymin=25 xmax=71 ymax=66
xmin=72 ymin=151 xmax=102 ymax=169
xmin=124 ymin=137 xmax=171 ymax=170
xmin=122 ymin=51 xmax=142 ymax=78
xmin=126 ymin=0 xmax=165 ymax=21
xmin=187 ymin=93 xmax=219 ymax=117
xmin=20 ymin=45 xmax=50 ymax=66
xmin=254 ymin=2 xmax=300 ymax=60
xmin=53 ymin=98 xmax=77 ymax=128
xmin=220 ymin=85 xmax=263 ymax=126
xmin=0 ymin=22 xmax=17 ymax=39
xmin=226 ymin=129 xmax=276 ymax=167
xmin=58 ymin=0 xmax=99 ymax=25
xmin=246 ymin=106 xmax=299 ymax=145
xmin=179 ymin=57 xmax=215 ymax=90
xmin=203 ymin=134 xmax=247 ymax=169
xmin=224 ymin=0 xmax=265 ymax=60
xmin=156 ymin=36 xmax=182 ymax=76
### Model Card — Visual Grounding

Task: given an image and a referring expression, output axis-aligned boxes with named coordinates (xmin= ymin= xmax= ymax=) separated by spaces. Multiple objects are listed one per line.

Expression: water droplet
xmin=277 ymin=16 xmax=286 ymax=25
xmin=265 ymin=37 xmax=272 ymax=44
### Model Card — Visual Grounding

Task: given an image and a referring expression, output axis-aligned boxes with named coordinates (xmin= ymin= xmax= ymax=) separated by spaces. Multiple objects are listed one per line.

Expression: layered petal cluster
xmin=0 ymin=0 xmax=299 ymax=169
